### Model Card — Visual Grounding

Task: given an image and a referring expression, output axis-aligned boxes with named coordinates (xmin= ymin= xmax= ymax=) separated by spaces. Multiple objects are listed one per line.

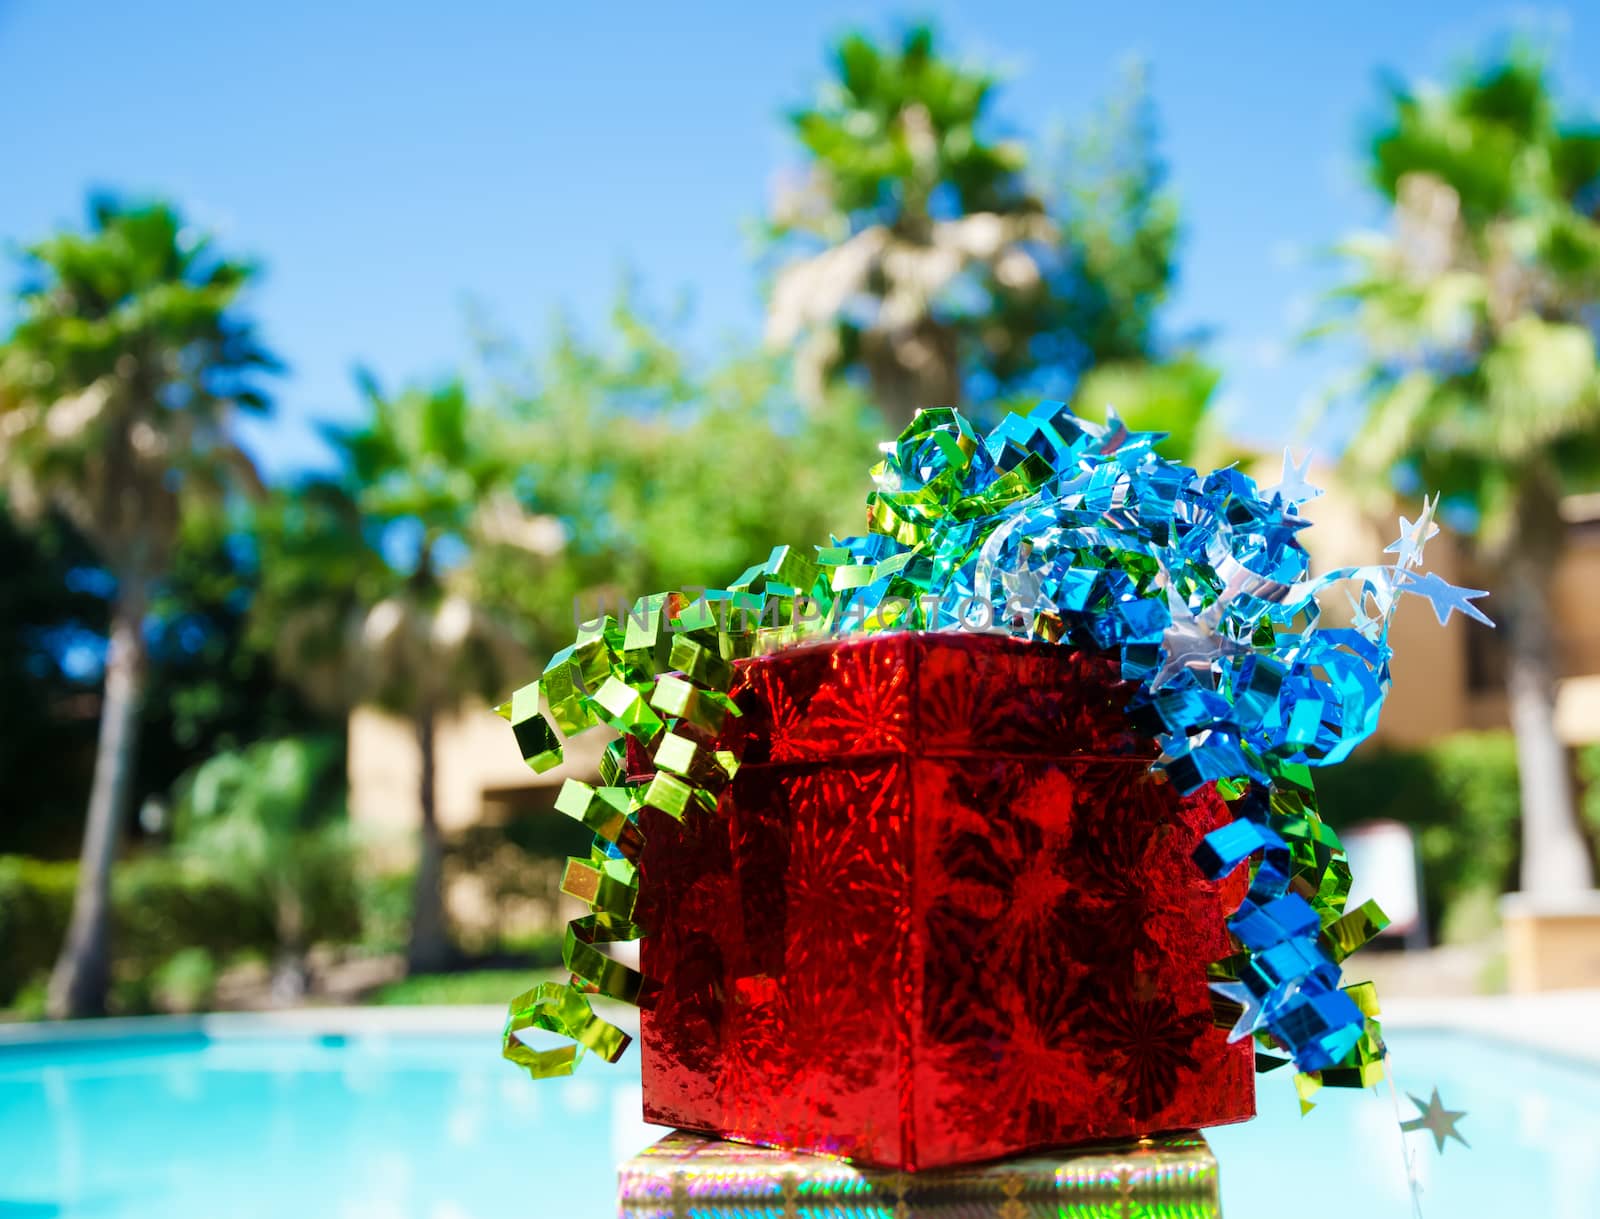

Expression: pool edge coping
xmin=3 ymin=991 xmax=1598 ymax=1070
xmin=1378 ymin=989 xmax=1600 ymax=1069
xmin=0 ymin=1001 xmax=639 ymax=1045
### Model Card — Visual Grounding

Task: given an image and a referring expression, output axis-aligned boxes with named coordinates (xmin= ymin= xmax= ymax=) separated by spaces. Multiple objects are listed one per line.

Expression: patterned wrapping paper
xmin=633 ymin=632 xmax=1253 ymax=1170
xmin=617 ymin=1129 xmax=1221 ymax=1218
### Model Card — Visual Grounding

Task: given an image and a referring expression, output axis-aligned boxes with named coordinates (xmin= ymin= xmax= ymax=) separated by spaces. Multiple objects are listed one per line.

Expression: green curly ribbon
xmin=501 ymin=980 xmax=631 ymax=1079
xmin=497 ymin=570 xmax=804 ymax=1078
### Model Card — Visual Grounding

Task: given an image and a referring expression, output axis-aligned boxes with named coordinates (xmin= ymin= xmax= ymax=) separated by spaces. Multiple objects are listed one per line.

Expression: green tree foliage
xmin=0 ymin=504 xmax=104 ymax=856
xmin=255 ymin=378 xmax=527 ymax=975
xmin=469 ymin=295 xmax=883 ymax=652
xmin=249 ymin=304 xmax=875 ymax=977
xmin=0 ymin=195 xmax=278 ymax=1016
xmin=139 ymin=508 xmax=330 ymax=785
xmin=0 ymin=498 xmax=326 ymax=861
xmin=169 ymin=734 xmax=356 ymax=999
xmin=0 ymin=846 xmax=363 ymax=1014
xmin=1036 ymin=71 xmax=1224 ymax=460
xmin=765 ymin=25 xmax=1213 ymax=452
xmin=767 ymin=23 xmax=1040 ymax=421
xmin=1322 ymin=49 xmax=1600 ymax=897
xmin=1316 ymin=732 xmax=1522 ymax=941
xmin=1035 ymin=70 xmax=1182 ymax=369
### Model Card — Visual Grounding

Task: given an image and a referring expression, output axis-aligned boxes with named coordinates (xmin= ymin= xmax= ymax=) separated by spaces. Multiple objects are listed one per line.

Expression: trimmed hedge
xmin=0 ymin=853 xmax=277 ymax=1007
xmin=1314 ymin=731 xmax=1522 ymax=942
xmin=0 ymin=856 xmax=75 ymax=1005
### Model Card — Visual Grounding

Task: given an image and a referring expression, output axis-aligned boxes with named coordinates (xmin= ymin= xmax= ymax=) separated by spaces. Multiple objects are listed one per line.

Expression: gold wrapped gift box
xmin=618 ymin=1129 xmax=1221 ymax=1218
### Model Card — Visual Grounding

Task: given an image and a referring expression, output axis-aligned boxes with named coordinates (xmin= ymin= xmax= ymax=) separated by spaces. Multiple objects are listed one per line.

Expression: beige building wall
xmin=347 ymin=702 xmax=609 ymax=845
xmin=1299 ymin=474 xmax=1600 ymax=749
xmin=346 ymin=701 xmax=608 ymax=940
xmin=1296 ymin=478 xmax=1473 ymax=747
xmin=1537 ymin=515 xmax=1600 ymax=745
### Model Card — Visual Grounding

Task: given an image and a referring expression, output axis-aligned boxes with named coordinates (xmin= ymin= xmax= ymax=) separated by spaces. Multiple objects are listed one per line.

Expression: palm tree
xmin=765 ymin=24 xmax=1045 ymax=424
xmin=0 ymin=195 xmax=277 ymax=1017
xmin=765 ymin=26 xmax=1212 ymax=444
xmin=256 ymin=377 xmax=524 ymax=974
xmin=1324 ymin=50 xmax=1600 ymax=896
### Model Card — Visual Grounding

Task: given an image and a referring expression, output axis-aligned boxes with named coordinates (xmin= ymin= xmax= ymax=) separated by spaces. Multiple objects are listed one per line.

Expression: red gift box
xmin=633 ymin=632 xmax=1253 ymax=1170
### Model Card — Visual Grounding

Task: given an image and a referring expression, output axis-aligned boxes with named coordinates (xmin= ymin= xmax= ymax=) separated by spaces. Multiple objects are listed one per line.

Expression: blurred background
xmin=3 ymin=0 xmax=1600 ymax=1030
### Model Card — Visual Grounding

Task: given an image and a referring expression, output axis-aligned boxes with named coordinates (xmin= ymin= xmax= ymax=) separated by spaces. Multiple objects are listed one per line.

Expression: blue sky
xmin=2 ymin=1 xmax=1595 ymax=478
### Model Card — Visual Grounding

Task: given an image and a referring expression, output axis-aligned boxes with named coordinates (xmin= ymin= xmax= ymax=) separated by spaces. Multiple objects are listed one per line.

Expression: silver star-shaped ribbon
xmin=1262 ymin=449 xmax=1323 ymax=507
xmin=1384 ymin=494 xmax=1440 ymax=571
xmin=1345 ymin=586 xmax=1385 ymax=641
xmin=1397 ymin=569 xmax=1494 ymax=627
xmin=1151 ymin=585 xmax=1254 ymax=690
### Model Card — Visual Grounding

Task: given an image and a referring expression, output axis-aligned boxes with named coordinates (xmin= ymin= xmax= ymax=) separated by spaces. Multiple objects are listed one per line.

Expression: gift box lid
xmin=655 ymin=632 xmax=1157 ymax=770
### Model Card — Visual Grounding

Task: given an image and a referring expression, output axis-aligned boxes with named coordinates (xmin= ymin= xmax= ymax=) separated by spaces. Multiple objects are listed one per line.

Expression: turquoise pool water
xmin=0 ymin=1025 xmax=1594 ymax=1217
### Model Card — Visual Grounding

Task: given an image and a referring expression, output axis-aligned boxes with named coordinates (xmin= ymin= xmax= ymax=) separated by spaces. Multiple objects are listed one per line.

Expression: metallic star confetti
xmin=1401 ymin=1087 xmax=1471 ymax=1153
xmin=1384 ymin=494 xmax=1441 ymax=571
xmin=1397 ymin=568 xmax=1494 ymax=626
xmin=1263 ymin=448 xmax=1324 ymax=507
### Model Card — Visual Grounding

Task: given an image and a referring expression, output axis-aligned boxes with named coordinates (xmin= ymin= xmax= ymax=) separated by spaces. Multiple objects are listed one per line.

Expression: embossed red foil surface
xmin=634 ymin=633 xmax=1253 ymax=1171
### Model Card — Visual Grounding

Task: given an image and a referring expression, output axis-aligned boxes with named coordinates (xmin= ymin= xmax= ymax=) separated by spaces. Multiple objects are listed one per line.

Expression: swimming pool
xmin=0 ymin=1014 xmax=1594 ymax=1218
